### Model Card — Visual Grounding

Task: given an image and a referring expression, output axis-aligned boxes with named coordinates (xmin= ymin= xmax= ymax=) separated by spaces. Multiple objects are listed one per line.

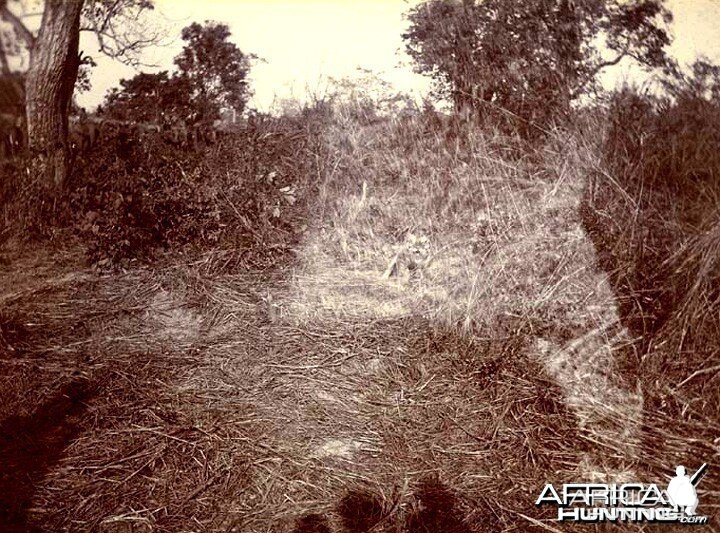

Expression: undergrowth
xmin=1 ymin=114 xmax=322 ymax=270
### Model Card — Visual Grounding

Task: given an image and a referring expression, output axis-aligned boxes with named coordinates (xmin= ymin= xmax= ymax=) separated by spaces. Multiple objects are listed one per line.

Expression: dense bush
xmin=404 ymin=0 xmax=672 ymax=136
xmin=1 ymin=115 xmax=321 ymax=269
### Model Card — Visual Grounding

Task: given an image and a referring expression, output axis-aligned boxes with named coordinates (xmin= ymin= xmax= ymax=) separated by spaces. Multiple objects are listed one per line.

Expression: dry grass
xmin=0 ymin=250 xmax=583 ymax=531
xmin=0 ymin=101 xmax=718 ymax=531
xmin=581 ymin=89 xmax=720 ymax=518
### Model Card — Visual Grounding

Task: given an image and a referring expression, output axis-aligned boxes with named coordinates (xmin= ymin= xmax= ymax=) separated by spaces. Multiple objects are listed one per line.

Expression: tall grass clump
xmin=582 ymin=64 xmax=720 ymax=445
xmin=289 ymin=92 xmax=610 ymax=351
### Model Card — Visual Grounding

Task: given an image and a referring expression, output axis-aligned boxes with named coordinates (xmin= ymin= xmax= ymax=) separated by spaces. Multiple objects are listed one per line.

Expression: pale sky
xmin=72 ymin=0 xmax=720 ymax=112
xmin=76 ymin=0 xmax=431 ymax=112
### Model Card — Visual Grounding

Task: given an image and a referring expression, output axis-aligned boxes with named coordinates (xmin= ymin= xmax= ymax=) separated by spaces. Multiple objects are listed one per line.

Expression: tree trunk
xmin=26 ymin=0 xmax=83 ymax=188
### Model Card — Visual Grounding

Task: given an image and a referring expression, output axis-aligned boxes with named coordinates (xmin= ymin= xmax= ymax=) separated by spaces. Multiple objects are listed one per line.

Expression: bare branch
xmin=80 ymin=0 xmax=163 ymax=66
xmin=0 ymin=3 xmax=35 ymax=46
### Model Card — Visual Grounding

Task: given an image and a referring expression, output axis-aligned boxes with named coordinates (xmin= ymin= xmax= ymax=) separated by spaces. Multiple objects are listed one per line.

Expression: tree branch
xmin=592 ymin=51 xmax=628 ymax=74
xmin=0 ymin=3 xmax=36 ymax=46
xmin=0 ymin=43 xmax=10 ymax=74
xmin=78 ymin=0 xmax=163 ymax=67
xmin=570 ymin=46 xmax=629 ymax=99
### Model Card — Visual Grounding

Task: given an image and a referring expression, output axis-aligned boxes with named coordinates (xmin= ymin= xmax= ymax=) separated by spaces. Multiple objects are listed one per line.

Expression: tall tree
xmin=101 ymin=22 xmax=252 ymax=127
xmin=174 ymin=22 xmax=251 ymax=124
xmin=25 ymin=0 xmax=84 ymax=187
xmin=6 ymin=0 xmax=159 ymax=187
xmin=404 ymin=0 xmax=673 ymax=128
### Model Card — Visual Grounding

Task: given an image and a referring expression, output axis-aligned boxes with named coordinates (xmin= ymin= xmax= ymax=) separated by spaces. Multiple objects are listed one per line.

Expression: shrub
xmin=1 ymin=115 xmax=321 ymax=269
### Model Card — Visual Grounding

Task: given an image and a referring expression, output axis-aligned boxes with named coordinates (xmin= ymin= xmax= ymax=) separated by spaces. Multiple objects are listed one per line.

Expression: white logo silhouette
xmin=667 ymin=464 xmax=704 ymax=516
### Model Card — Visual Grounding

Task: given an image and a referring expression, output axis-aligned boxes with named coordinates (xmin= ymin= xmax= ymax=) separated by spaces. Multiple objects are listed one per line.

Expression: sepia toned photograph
xmin=0 ymin=0 xmax=718 ymax=530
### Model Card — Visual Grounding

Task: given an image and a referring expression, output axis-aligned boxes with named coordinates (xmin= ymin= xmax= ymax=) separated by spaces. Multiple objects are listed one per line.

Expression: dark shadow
xmin=336 ymin=489 xmax=385 ymax=532
xmin=579 ymin=195 xmax=676 ymax=358
xmin=0 ymin=378 xmax=95 ymax=531
xmin=293 ymin=513 xmax=332 ymax=533
xmin=405 ymin=477 xmax=472 ymax=533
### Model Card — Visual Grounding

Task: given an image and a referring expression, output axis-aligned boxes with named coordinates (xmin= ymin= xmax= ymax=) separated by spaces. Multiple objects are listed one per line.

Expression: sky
xmin=75 ymin=0 xmax=431 ymax=112
xmin=63 ymin=0 xmax=720 ymax=112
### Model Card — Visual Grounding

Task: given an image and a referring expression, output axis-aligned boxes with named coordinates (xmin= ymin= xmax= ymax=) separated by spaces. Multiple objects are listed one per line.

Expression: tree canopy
xmin=174 ymin=21 xmax=251 ymax=123
xmin=404 ymin=0 xmax=673 ymax=128
xmin=102 ymin=71 xmax=191 ymax=122
xmin=103 ymin=21 xmax=251 ymax=125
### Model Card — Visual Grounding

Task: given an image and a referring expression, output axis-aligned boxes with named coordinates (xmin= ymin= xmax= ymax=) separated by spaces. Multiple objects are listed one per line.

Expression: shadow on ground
xmin=273 ymin=320 xmax=582 ymax=533
xmin=0 ymin=259 xmax=584 ymax=531
xmin=293 ymin=478 xmax=474 ymax=533
xmin=0 ymin=378 xmax=95 ymax=531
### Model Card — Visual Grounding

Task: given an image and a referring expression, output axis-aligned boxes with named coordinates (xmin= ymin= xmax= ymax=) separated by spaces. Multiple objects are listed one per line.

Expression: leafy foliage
xmin=102 ymin=21 xmax=251 ymax=125
xmin=63 ymin=117 xmax=315 ymax=266
xmin=174 ymin=21 xmax=252 ymax=124
xmin=102 ymin=71 xmax=192 ymax=122
xmin=663 ymin=58 xmax=720 ymax=102
xmin=404 ymin=0 xmax=673 ymax=131
xmin=74 ymin=53 xmax=97 ymax=93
